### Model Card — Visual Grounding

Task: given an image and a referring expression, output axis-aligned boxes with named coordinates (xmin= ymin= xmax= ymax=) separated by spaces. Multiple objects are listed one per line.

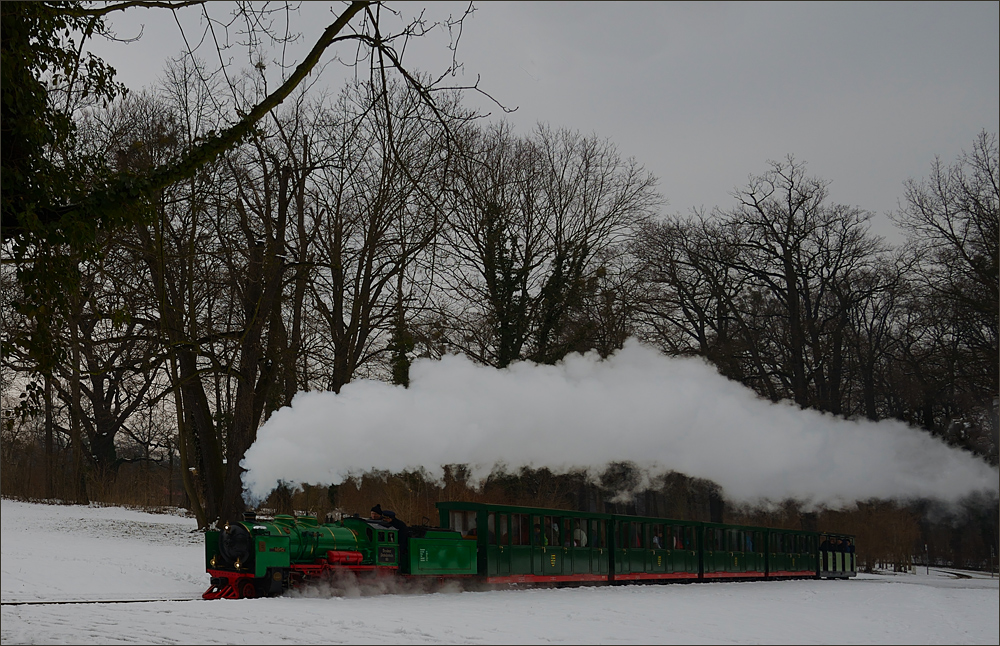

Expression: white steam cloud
xmin=241 ymin=339 xmax=998 ymax=508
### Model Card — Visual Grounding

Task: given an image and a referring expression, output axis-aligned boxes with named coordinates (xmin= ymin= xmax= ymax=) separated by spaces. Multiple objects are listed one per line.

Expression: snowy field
xmin=1 ymin=499 xmax=997 ymax=645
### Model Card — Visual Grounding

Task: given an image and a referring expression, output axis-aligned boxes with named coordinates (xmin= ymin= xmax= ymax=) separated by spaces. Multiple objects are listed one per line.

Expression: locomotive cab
xmin=339 ymin=516 xmax=400 ymax=567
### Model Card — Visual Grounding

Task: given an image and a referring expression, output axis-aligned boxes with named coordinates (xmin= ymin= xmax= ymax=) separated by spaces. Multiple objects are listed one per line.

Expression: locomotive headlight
xmin=234 ymin=558 xmax=241 ymax=570
xmin=210 ymin=556 xmax=217 ymax=568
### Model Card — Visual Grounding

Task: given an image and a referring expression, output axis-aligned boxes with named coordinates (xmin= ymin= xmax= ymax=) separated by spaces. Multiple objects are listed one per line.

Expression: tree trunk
xmin=69 ymin=302 xmax=89 ymax=504
xmin=171 ymin=356 xmax=205 ymax=527
xmin=44 ymin=371 xmax=54 ymax=499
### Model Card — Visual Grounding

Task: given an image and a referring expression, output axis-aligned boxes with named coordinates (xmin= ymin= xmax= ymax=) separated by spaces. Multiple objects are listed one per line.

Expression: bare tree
xmin=432 ymin=123 xmax=659 ymax=367
xmin=895 ymin=131 xmax=999 ymax=405
xmin=633 ymin=215 xmax=777 ymax=397
xmin=637 ymin=157 xmax=896 ymax=417
xmin=303 ymin=79 xmax=453 ymax=392
xmin=893 ymin=131 xmax=998 ymax=461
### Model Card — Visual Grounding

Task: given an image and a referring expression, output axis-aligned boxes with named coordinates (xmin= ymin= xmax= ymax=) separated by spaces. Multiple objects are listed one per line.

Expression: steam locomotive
xmin=203 ymin=501 xmax=856 ymax=599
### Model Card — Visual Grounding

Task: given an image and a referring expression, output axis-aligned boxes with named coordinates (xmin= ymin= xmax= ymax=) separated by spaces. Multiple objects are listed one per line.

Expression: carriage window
xmin=651 ymin=524 xmax=664 ymax=549
xmin=531 ymin=516 xmax=544 ymax=546
xmin=631 ymin=523 xmax=644 ymax=548
xmin=572 ymin=519 xmax=588 ymax=547
xmin=449 ymin=510 xmax=477 ymax=537
xmin=562 ymin=518 xmax=573 ymax=547
xmin=543 ymin=516 xmax=560 ymax=547
xmin=590 ymin=519 xmax=606 ymax=548
xmin=498 ymin=514 xmax=509 ymax=545
xmin=618 ymin=522 xmax=628 ymax=548
xmin=511 ymin=514 xmax=523 ymax=546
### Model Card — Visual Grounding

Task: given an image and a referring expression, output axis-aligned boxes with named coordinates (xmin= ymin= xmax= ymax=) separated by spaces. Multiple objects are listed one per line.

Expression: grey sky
xmin=90 ymin=1 xmax=999 ymax=242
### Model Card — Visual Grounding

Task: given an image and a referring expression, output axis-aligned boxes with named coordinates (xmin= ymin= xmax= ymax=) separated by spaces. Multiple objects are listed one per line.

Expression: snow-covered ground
xmin=2 ymin=499 xmax=997 ymax=645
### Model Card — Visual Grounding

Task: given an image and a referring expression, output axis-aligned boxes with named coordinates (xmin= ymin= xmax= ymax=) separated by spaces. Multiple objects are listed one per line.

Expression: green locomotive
xmin=203 ymin=512 xmax=476 ymax=599
xmin=204 ymin=502 xmax=855 ymax=598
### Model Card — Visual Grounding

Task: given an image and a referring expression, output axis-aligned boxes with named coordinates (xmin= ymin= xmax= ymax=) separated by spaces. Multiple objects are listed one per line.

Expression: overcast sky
xmin=89 ymin=1 xmax=999 ymax=242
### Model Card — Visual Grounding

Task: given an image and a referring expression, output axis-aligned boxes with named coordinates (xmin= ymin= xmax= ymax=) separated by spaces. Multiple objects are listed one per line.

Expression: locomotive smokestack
xmin=243 ymin=511 xmax=257 ymax=522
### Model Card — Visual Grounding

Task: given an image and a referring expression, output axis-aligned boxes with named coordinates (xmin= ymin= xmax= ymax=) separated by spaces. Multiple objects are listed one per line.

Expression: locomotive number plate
xmin=378 ymin=546 xmax=397 ymax=563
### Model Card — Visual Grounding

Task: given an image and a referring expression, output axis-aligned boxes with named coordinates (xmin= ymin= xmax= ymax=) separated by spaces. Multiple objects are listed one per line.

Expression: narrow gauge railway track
xmin=1 ymin=596 xmax=204 ymax=606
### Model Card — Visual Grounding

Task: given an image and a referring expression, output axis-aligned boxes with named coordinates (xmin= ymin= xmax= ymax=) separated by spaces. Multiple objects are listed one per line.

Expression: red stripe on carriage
xmin=613 ymin=572 xmax=699 ymax=580
xmin=700 ymin=571 xmax=764 ymax=579
xmin=487 ymin=573 xmax=609 ymax=584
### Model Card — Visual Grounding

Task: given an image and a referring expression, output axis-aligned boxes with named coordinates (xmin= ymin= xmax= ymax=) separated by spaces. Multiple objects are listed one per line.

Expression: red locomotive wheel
xmin=240 ymin=580 xmax=256 ymax=599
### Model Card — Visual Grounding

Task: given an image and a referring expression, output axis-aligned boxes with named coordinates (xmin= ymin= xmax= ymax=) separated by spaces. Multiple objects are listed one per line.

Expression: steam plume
xmin=241 ymin=339 xmax=998 ymax=508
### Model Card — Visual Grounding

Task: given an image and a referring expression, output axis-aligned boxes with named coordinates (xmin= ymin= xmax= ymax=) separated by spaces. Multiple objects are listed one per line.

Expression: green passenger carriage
xmin=699 ymin=521 xmax=766 ymax=579
xmin=438 ymin=501 xmax=612 ymax=583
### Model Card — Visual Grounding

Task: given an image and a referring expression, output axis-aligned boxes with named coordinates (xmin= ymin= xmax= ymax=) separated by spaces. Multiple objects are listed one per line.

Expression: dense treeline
xmin=1 ymin=2 xmax=996 ymax=570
